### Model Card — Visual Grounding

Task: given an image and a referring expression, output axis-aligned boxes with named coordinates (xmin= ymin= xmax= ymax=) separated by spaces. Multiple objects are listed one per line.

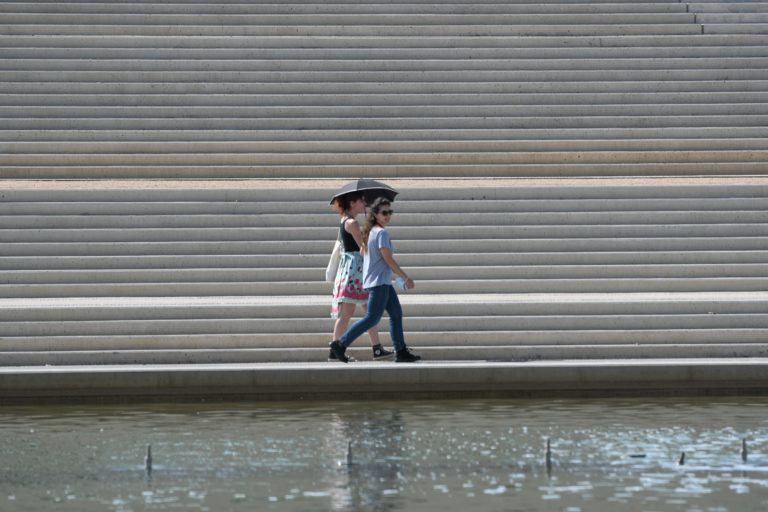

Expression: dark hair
xmin=331 ymin=192 xmax=363 ymax=214
xmin=361 ymin=197 xmax=391 ymax=250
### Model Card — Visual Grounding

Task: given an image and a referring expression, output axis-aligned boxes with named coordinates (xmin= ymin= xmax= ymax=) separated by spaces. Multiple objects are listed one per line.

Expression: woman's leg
xmin=383 ymin=286 xmax=406 ymax=352
xmin=334 ymin=302 xmax=381 ymax=347
xmin=340 ymin=285 xmax=388 ymax=348
xmin=361 ymin=304 xmax=382 ymax=346
xmin=332 ymin=302 xmax=356 ymax=341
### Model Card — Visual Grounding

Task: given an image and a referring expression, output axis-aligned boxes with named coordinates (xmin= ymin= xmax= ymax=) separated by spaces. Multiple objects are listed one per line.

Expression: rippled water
xmin=1 ymin=397 xmax=767 ymax=511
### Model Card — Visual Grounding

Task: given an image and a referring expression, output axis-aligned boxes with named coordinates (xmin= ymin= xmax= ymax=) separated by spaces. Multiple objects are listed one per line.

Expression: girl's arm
xmin=379 ymin=247 xmax=415 ymax=289
xmin=344 ymin=218 xmax=364 ymax=248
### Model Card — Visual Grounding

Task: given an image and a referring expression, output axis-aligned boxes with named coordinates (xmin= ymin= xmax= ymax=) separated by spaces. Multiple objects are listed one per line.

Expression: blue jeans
xmin=340 ymin=284 xmax=405 ymax=352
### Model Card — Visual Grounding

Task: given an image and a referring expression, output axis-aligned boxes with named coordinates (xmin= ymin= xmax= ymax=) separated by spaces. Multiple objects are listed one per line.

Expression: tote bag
xmin=325 ymin=239 xmax=342 ymax=282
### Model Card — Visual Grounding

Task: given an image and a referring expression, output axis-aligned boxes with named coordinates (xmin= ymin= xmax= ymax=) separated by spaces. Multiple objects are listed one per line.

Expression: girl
xmin=330 ymin=192 xmax=394 ymax=360
xmin=329 ymin=197 xmax=421 ymax=363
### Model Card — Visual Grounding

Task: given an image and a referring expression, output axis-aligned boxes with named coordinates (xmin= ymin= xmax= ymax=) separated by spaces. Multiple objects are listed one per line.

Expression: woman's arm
xmin=380 ymin=247 xmax=415 ymax=289
xmin=344 ymin=218 xmax=364 ymax=248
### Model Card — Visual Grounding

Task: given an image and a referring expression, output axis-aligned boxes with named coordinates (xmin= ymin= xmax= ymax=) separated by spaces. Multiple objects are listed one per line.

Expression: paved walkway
xmin=4 ymin=176 xmax=768 ymax=189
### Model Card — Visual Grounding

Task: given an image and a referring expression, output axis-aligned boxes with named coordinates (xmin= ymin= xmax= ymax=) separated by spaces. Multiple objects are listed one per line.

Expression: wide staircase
xmin=1 ymin=0 xmax=767 ymax=368
xmin=1 ymin=0 xmax=767 ymax=178
xmin=2 ymin=181 xmax=768 ymax=364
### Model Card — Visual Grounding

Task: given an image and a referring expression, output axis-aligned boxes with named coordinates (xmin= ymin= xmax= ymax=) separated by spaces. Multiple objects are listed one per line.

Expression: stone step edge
xmin=4 ymin=295 xmax=768 ymax=319
xmin=3 ymin=280 xmax=768 ymax=298
xmin=1 ymin=358 xmax=766 ymax=402
xmin=5 ymin=313 xmax=768 ymax=336
xmin=3 ymin=163 xmax=767 ymax=179
xmin=1 ymin=343 xmax=767 ymax=366
xmin=0 ymin=179 xmax=768 ymax=193
xmin=2 ymin=291 xmax=766 ymax=307
xmin=5 ymin=138 xmax=768 ymax=150
xmin=0 ymin=5 xmax=695 ymax=16
xmin=3 ymin=330 xmax=768 ymax=352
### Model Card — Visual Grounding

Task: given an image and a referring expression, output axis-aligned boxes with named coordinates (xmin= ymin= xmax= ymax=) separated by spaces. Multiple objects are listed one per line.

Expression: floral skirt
xmin=331 ymin=251 xmax=368 ymax=319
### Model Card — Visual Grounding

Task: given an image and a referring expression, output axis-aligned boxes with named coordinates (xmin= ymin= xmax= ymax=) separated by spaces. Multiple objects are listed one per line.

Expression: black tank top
xmin=339 ymin=219 xmax=360 ymax=252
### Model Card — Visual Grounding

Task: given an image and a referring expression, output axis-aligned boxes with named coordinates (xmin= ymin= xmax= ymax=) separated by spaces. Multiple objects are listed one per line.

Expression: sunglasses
xmin=379 ymin=210 xmax=394 ymax=216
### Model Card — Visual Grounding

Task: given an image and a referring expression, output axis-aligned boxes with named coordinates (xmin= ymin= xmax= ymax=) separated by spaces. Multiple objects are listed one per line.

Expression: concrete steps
xmin=2 ymin=345 xmax=767 ymax=366
xmin=1 ymin=0 xmax=767 ymax=178
xmin=1 ymin=0 xmax=767 ymax=369
xmin=0 ymin=3 xmax=695 ymax=16
xmin=1 ymin=182 xmax=767 ymax=365
xmin=2 ymin=294 xmax=768 ymax=363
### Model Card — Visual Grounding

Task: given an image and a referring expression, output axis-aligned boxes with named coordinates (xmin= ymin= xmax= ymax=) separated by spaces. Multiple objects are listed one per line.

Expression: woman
xmin=330 ymin=192 xmax=394 ymax=360
xmin=329 ymin=197 xmax=421 ymax=363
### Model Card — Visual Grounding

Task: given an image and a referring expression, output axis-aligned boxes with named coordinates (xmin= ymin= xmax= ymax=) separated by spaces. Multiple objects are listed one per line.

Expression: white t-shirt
xmin=363 ymin=226 xmax=394 ymax=289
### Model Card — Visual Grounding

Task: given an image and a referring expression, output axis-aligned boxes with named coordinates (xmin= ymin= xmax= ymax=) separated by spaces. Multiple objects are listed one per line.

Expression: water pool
xmin=1 ymin=397 xmax=767 ymax=511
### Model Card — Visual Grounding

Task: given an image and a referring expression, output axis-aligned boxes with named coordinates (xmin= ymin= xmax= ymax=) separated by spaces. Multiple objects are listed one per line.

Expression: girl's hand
xmin=405 ymin=277 xmax=415 ymax=290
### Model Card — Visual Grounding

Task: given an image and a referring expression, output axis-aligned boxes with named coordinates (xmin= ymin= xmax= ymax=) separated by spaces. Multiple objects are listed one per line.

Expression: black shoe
xmin=372 ymin=344 xmax=394 ymax=360
xmin=328 ymin=347 xmax=356 ymax=362
xmin=329 ymin=341 xmax=350 ymax=363
xmin=395 ymin=347 xmax=421 ymax=363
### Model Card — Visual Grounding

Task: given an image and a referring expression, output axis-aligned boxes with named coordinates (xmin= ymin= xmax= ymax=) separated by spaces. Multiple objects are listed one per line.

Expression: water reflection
xmin=0 ymin=397 xmax=767 ymax=510
xmin=327 ymin=410 xmax=403 ymax=511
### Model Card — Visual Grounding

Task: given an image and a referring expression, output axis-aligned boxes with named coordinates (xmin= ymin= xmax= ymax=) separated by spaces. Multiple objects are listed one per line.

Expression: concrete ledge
xmin=3 ymin=343 xmax=768 ymax=366
xmin=1 ymin=358 xmax=767 ymax=403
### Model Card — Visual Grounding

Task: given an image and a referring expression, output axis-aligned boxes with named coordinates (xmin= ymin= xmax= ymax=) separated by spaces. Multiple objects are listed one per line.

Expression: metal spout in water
xmin=545 ymin=439 xmax=552 ymax=473
xmin=346 ymin=441 xmax=353 ymax=467
xmin=145 ymin=445 xmax=153 ymax=475
xmin=742 ymin=439 xmax=748 ymax=463
xmin=678 ymin=451 xmax=685 ymax=465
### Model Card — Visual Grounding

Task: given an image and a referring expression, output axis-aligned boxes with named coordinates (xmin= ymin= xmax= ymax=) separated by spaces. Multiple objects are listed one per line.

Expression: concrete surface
xmin=1 ymin=358 xmax=767 ymax=403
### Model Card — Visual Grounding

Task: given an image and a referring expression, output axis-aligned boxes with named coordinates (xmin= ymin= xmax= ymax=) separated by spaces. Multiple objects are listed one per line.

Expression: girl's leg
xmin=384 ymin=286 xmax=406 ymax=352
xmin=361 ymin=304 xmax=382 ymax=346
xmin=333 ymin=302 xmax=356 ymax=341
xmin=334 ymin=302 xmax=382 ymax=348
xmin=340 ymin=285 xmax=388 ymax=348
